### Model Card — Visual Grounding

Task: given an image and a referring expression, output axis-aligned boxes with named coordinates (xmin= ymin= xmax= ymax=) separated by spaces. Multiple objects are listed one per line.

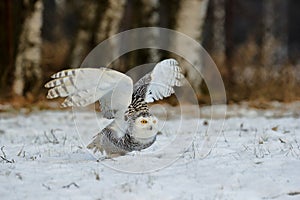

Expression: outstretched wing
xmin=133 ymin=59 xmax=184 ymax=103
xmin=45 ymin=68 xmax=133 ymax=117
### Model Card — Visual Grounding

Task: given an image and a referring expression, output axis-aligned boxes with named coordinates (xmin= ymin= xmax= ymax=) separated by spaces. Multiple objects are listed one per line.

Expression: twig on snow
xmin=288 ymin=191 xmax=300 ymax=196
xmin=0 ymin=156 xmax=14 ymax=163
xmin=42 ymin=183 xmax=51 ymax=190
xmin=17 ymin=145 xmax=25 ymax=157
xmin=62 ymin=182 xmax=79 ymax=189
xmin=0 ymin=146 xmax=15 ymax=163
xmin=44 ymin=129 xmax=59 ymax=144
xmin=1 ymin=146 xmax=7 ymax=158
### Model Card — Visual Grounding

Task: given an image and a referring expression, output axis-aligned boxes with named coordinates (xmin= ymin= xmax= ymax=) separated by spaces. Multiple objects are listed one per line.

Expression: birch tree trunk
xmin=70 ymin=0 xmax=125 ymax=69
xmin=262 ymin=0 xmax=288 ymax=69
xmin=212 ymin=0 xmax=225 ymax=66
xmin=68 ymin=0 xmax=99 ymax=68
xmin=115 ymin=0 xmax=159 ymax=72
xmin=224 ymin=0 xmax=234 ymax=90
xmin=93 ymin=0 xmax=126 ymax=70
xmin=94 ymin=0 xmax=125 ymax=44
xmin=142 ymin=0 xmax=160 ymax=62
xmin=174 ymin=0 xmax=210 ymax=97
xmin=13 ymin=0 xmax=43 ymax=97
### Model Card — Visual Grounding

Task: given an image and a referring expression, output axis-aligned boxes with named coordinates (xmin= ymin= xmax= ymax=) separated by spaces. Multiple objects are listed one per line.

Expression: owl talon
xmin=97 ymin=156 xmax=117 ymax=162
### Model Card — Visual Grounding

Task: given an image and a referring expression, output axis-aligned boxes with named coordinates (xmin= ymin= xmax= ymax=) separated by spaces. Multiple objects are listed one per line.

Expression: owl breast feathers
xmin=45 ymin=59 xmax=184 ymax=157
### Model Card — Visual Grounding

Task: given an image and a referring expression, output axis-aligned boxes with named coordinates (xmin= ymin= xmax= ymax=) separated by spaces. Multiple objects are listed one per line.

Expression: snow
xmin=0 ymin=104 xmax=300 ymax=200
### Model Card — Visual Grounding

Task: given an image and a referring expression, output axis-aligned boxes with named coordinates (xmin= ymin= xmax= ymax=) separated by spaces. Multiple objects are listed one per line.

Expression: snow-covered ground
xmin=0 ymin=104 xmax=300 ymax=200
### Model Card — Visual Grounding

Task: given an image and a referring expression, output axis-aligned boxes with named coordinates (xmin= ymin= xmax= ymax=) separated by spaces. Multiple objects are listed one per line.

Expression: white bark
xmin=174 ymin=0 xmax=210 ymax=96
xmin=176 ymin=0 xmax=209 ymax=42
xmin=13 ymin=0 xmax=43 ymax=96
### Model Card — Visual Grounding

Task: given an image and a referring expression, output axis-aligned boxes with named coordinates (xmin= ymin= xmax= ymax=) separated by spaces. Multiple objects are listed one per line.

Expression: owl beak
xmin=149 ymin=126 xmax=153 ymax=130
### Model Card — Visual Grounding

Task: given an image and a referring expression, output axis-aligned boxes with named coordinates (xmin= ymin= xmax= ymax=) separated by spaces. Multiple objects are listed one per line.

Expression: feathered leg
xmin=87 ymin=134 xmax=104 ymax=154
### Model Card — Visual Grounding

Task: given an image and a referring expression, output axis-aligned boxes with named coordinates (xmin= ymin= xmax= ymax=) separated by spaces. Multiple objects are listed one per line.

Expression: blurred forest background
xmin=0 ymin=0 xmax=300 ymax=107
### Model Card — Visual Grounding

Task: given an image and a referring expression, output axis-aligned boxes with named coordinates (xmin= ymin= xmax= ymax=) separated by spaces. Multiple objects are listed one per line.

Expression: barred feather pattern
xmin=45 ymin=59 xmax=184 ymax=156
xmin=124 ymin=81 xmax=150 ymax=120
xmin=45 ymin=68 xmax=132 ymax=108
xmin=144 ymin=59 xmax=183 ymax=102
xmin=87 ymin=124 xmax=156 ymax=155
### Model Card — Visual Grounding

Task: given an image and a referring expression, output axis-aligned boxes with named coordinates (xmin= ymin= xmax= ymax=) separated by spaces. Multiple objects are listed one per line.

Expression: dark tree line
xmin=0 ymin=0 xmax=299 ymax=104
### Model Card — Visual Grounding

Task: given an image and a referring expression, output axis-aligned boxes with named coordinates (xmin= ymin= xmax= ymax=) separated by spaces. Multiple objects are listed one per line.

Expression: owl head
xmin=131 ymin=115 xmax=158 ymax=140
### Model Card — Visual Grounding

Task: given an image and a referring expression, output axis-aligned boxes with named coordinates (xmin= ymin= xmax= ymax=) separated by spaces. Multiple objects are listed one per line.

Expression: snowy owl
xmin=45 ymin=59 xmax=184 ymax=157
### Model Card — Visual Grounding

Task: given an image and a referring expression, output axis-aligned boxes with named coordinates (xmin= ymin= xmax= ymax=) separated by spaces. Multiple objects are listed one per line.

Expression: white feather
xmin=145 ymin=59 xmax=184 ymax=103
xmin=45 ymin=68 xmax=133 ymax=114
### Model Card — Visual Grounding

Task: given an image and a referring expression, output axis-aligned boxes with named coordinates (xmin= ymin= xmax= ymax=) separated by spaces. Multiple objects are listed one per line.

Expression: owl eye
xmin=153 ymin=120 xmax=157 ymax=124
xmin=140 ymin=119 xmax=148 ymax=124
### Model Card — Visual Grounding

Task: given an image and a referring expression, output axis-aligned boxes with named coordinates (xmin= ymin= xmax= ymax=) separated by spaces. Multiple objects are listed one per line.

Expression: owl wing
xmin=133 ymin=59 xmax=184 ymax=103
xmin=45 ymin=68 xmax=133 ymax=118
